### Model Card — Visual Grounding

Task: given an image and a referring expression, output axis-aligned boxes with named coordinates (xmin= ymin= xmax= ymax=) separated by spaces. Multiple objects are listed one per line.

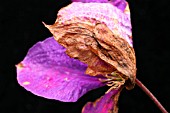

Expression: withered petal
xmin=45 ymin=22 xmax=136 ymax=89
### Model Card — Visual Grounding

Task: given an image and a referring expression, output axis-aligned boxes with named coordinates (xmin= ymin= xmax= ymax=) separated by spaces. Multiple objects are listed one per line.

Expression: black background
xmin=0 ymin=0 xmax=170 ymax=113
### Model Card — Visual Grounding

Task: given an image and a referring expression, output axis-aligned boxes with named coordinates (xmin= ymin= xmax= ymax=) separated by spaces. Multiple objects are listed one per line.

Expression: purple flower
xmin=16 ymin=1 xmax=136 ymax=113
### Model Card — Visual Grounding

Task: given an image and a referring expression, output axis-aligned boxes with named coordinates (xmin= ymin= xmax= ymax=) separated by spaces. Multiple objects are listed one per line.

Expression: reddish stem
xmin=135 ymin=79 xmax=168 ymax=113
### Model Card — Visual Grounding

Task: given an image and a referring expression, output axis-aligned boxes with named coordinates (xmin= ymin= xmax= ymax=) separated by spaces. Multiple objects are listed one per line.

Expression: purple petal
xmin=71 ymin=0 xmax=127 ymax=11
xmin=110 ymin=0 xmax=127 ymax=11
xmin=16 ymin=37 xmax=105 ymax=102
xmin=82 ymin=87 xmax=122 ymax=113
xmin=57 ymin=2 xmax=132 ymax=46
xmin=71 ymin=0 xmax=108 ymax=3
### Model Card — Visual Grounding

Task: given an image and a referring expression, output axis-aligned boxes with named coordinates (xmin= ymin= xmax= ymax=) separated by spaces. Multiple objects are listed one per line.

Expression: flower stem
xmin=135 ymin=79 xmax=168 ymax=113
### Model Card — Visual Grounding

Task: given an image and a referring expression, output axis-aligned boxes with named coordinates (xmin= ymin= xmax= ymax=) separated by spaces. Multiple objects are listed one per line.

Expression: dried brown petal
xmin=93 ymin=23 xmax=136 ymax=89
xmin=44 ymin=21 xmax=136 ymax=89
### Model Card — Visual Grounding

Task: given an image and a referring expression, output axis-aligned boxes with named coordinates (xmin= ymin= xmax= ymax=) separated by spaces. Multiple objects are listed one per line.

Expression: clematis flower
xmin=16 ymin=0 xmax=137 ymax=113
